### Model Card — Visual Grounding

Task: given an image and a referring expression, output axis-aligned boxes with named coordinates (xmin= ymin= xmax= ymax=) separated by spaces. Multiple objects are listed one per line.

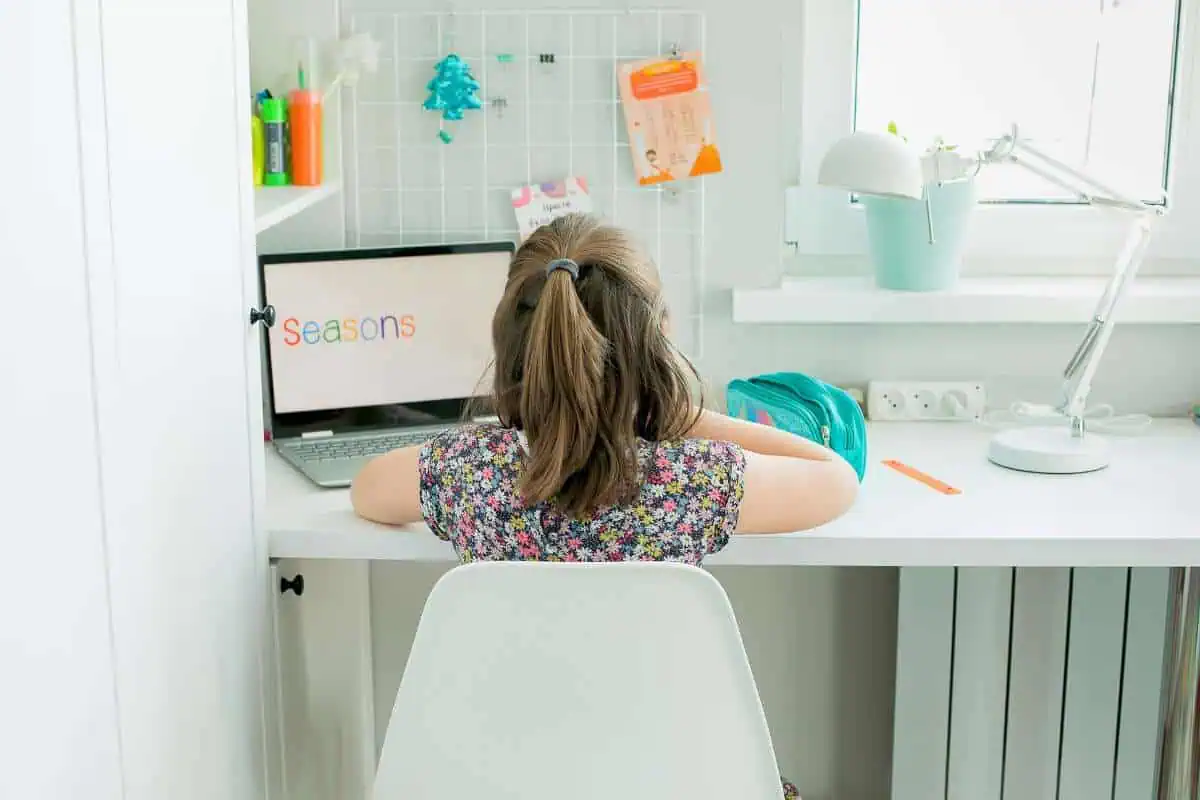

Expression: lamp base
xmin=987 ymin=426 xmax=1110 ymax=475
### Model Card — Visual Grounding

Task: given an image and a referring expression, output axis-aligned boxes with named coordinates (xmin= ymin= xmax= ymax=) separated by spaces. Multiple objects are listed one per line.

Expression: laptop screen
xmin=262 ymin=244 xmax=512 ymax=423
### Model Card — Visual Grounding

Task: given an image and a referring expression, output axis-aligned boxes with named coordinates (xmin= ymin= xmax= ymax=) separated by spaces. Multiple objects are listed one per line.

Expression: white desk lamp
xmin=818 ymin=125 xmax=1166 ymax=474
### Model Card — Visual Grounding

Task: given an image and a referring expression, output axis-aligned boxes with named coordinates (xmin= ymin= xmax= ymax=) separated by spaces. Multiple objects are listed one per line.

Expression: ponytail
xmin=519 ymin=267 xmax=615 ymax=513
xmin=490 ymin=213 xmax=701 ymax=517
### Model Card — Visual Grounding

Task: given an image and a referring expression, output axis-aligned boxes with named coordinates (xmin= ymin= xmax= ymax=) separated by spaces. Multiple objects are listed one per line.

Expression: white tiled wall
xmin=343 ymin=8 xmax=708 ymax=355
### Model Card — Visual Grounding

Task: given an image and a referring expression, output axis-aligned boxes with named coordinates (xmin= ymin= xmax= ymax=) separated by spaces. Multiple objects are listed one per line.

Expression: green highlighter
xmin=261 ymin=97 xmax=289 ymax=186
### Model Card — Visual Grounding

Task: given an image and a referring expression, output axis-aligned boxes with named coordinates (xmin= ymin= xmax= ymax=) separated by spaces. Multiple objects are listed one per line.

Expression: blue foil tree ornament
xmin=423 ymin=54 xmax=482 ymax=141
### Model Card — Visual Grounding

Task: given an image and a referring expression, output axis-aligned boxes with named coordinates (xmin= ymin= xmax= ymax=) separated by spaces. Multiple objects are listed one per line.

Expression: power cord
xmin=979 ymin=401 xmax=1153 ymax=435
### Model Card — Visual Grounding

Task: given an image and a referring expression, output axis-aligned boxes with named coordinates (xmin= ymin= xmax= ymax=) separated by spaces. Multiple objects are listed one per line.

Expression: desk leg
xmin=1156 ymin=567 xmax=1200 ymax=799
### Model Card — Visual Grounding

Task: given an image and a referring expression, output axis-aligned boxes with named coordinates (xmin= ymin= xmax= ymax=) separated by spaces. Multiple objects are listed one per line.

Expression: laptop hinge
xmin=300 ymin=430 xmax=335 ymax=439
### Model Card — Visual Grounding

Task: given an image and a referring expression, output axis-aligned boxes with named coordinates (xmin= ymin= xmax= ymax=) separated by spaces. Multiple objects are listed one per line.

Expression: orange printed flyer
xmin=617 ymin=51 xmax=723 ymax=186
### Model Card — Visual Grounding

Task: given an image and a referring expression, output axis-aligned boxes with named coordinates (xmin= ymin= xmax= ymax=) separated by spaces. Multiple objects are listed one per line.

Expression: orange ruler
xmin=881 ymin=460 xmax=962 ymax=495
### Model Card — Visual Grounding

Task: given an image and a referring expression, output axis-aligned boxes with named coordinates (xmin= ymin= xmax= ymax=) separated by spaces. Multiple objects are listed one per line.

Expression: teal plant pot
xmin=861 ymin=179 xmax=978 ymax=291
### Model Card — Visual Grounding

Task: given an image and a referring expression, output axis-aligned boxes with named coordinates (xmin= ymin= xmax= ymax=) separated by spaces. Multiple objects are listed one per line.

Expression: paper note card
xmin=617 ymin=52 xmax=723 ymax=186
xmin=511 ymin=178 xmax=594 ymax=241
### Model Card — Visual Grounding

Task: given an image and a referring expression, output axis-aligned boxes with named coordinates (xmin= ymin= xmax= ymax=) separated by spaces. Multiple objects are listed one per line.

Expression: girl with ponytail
xmin=352 ymin=213 xmax=858 ymax=561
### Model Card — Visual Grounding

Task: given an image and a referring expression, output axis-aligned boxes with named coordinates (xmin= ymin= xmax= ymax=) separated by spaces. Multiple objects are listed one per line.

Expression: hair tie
xmin=545 ymin=258 xmax=579 ymax=281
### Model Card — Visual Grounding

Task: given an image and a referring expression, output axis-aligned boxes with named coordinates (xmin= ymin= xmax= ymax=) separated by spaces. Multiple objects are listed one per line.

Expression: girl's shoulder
xmin=647 ymin=436 xmax=745 ymax=468
xmin=639 ymin=437 xmax=747 ymax=495
xmin=422 ymin=422 xmax=524 ymax=464
xmin=421 ymin=424 xmax=744 ymax=481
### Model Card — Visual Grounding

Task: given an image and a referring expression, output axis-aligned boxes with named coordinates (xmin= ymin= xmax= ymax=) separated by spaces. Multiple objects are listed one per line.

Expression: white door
xmin=1 ymin=3 xmax=124 ymax=796
xmin=88 ymin=0 xmax=270 ymax=797
xmin=3 ymin=0 xmax=270 ymax=797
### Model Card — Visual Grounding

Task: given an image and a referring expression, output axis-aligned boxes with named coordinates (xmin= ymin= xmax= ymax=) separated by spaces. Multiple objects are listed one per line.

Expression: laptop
xmin=260 ymin=241 xmax=515 ymax=488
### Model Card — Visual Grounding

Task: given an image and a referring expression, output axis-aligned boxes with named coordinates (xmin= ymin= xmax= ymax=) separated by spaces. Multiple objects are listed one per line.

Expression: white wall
xmin=1 ymin=3 xmax=125 ymax=797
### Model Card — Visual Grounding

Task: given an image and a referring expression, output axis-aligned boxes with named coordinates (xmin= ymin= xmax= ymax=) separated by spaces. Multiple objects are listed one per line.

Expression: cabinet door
xmin=270 ymin=559 xmax=378 ymax=800
xmin=77 ymin=0 xmax=270 ymax=798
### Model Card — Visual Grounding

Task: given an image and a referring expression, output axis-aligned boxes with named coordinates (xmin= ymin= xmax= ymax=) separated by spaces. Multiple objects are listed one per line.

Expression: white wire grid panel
xmin=346 ymin=8 xmax=708 ymax=358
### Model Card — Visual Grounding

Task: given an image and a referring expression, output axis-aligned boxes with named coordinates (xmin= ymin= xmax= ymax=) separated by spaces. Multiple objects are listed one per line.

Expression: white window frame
xmin=794 ymin=0 xmax=1200 ymax=269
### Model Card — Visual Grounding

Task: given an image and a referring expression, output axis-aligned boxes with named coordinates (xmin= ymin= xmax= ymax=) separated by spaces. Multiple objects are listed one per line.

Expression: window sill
xmin=731 ymin=276 xmax=1200 ymax=325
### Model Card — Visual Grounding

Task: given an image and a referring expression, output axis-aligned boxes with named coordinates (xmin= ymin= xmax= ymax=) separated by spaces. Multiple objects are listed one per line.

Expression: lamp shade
xmin=818 ymin=131 xmax=924 ymax=199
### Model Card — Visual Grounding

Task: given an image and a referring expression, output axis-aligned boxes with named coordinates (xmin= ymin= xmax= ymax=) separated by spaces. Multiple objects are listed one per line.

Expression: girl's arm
xmin=687 ymin=409 xmax=859 ymax=534
xmin=687 ymin=408 xmax=836 ymax=461
xmin=735 ymin=451 xmax=859 ymax=534
xmin=350 ymin=446 xmax=423 ymax=525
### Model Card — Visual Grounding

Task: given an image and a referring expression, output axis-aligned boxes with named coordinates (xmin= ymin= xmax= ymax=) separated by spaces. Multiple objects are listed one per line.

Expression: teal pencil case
xmin=726 ymin=372 xmax=868 ymax=481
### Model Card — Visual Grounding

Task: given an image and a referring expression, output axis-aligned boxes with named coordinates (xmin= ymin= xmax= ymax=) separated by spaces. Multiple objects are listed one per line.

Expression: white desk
xmin=264 ymin=419 xmax=1200 ymax=799
xmin=267 ymin=419 xmax=1200 ymax=566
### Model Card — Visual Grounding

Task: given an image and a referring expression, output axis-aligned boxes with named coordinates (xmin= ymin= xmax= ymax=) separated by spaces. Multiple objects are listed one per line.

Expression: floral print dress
xmin=417 ymin=423 xmax=746 ymax=563
xmin=416 ymin=423 xmax=801 ymax=800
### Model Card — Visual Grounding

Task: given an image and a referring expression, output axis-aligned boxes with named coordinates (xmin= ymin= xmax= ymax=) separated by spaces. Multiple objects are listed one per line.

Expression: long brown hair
xmin=491 ymin=213 xmax=701 ymax=515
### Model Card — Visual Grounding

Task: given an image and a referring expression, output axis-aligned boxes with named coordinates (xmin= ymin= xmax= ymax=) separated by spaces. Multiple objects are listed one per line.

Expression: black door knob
xmin=249 ymin=304 xmax=276 ymax=328
xmin=280 ymin=574 xmax=305 ymax=596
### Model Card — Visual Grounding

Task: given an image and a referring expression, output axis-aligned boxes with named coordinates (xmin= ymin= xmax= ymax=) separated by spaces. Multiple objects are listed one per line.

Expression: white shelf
xmin=732 ymin=276 xmax=1200 ymax=325
xmin=254 ymin=183 xmax=339 ymax=234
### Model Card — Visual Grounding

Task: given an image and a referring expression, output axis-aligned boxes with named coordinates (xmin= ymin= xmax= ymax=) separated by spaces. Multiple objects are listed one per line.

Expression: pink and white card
xmin=511 ymin=177 xmax=593 ymax=241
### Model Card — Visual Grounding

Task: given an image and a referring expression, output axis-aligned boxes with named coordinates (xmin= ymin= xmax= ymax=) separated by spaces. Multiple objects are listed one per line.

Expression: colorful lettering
xmin=380 ymin=314 xmax=401 ymax=339
xmin=282 ymin=317 xmax=300 ymax=346
xmin=281 ymin=313 xmax=417 ymax=346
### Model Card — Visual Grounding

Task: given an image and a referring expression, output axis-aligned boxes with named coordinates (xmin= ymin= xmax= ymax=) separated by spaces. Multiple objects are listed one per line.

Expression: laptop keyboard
xmin=289 ymin=430 xmax=437 ymax=463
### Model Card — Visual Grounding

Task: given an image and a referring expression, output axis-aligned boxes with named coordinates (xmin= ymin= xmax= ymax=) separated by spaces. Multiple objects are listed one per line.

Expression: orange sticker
xmin=629 ymin=61 xmax=699 ymax=99
xmin=882 ymin=460 xmax=962 ymax=495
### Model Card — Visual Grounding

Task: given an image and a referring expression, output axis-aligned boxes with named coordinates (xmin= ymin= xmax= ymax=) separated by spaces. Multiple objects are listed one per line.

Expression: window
xmin=795 ymin=0 xmax=1200 ymax=262
xmin=854 ymin=0 xmax=1180 ymax=205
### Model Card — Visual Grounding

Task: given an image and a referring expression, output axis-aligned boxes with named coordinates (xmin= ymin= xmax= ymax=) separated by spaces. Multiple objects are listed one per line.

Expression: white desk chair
xmin=373 ymin=561 xmax=785 ymax=800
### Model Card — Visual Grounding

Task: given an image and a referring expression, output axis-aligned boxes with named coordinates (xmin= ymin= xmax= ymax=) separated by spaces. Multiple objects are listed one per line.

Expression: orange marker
xmin=288 ymin=88 xmax=323 ymax=186
xmin=882 ymin=460 xmax=962 ymax=495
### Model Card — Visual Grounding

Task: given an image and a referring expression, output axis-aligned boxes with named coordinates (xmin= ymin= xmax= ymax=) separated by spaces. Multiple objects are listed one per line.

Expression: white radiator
xmin=892 ymin=568 xmax=1175 ymax=800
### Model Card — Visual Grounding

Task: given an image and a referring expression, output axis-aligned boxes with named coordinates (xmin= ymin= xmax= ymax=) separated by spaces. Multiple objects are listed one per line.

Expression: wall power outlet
xmin=867 ymin=381 xmax=987 ymax=422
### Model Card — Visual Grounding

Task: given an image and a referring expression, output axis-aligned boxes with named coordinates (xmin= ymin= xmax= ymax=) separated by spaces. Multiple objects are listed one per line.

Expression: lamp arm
xmin=979 ymin=126 xmax=1156 ymax=211
xmin=977 ymin=126 xmax=1166 ymax=435
xmin=1058 ymin=214 xmax=1157 ymax=429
